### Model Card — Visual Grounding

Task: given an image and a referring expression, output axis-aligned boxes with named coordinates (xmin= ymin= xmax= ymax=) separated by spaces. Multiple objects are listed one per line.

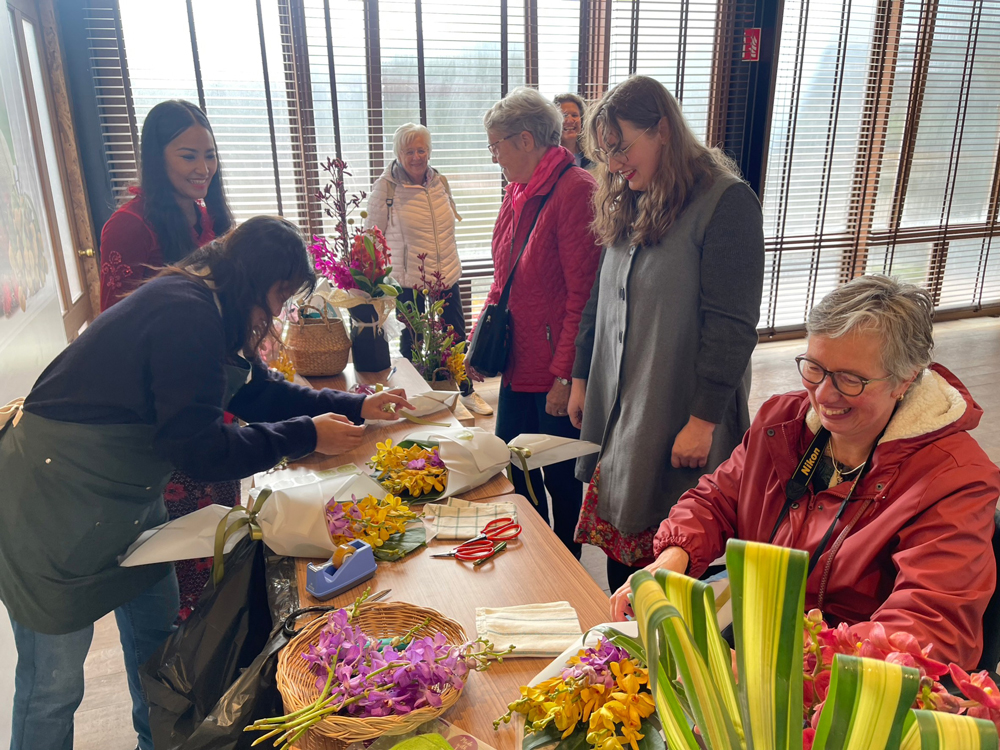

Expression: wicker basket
xmin=276 ymin=601 xmax=467 ymax=750
xmin=285 ymin=304 xmax=351 ymax=377
xmin=427 ymin=368 xmax=457 ymax=392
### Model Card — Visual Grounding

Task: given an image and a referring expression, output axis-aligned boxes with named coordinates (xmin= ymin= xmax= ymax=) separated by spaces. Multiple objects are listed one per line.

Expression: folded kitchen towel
xmin=475 ymin=601 xmax=583 ymax=658
xmin=422 ymin=498 xmax=518 ymax=540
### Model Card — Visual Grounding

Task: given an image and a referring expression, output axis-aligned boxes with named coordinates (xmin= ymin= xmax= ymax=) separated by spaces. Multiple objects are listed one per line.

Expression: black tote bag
xmin=467 ymin=165 xmax=571 ymax=377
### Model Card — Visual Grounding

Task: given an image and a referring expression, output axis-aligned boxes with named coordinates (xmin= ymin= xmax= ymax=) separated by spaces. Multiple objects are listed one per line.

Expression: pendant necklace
xmin=828 ymin=439 xmax=867 ymax=486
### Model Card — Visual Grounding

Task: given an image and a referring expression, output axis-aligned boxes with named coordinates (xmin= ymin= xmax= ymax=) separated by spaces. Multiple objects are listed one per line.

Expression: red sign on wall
xmin=743 ymin=28 xmax=761 ymax=62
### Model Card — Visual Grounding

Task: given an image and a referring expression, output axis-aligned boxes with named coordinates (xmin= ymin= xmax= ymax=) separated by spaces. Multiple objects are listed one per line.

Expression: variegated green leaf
xmin=811 ymin=654 xmax=919 ymax=750
xmin=900 ymin=709 xmax=1000 ymax=750
xmin=631 ymin=572 xmax=741 ymax=750
xmin=655 ymin=569 xmax=745 ymax=743
xmin=727 ymin=539 xmax=808 ymax=750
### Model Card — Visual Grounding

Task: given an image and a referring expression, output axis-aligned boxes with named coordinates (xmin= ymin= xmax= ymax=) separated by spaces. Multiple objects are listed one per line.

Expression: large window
xmin=84 ymin=0 xmax=1000 ymax=331
xmin=761 ymin=0 xmax=1000 ymax=332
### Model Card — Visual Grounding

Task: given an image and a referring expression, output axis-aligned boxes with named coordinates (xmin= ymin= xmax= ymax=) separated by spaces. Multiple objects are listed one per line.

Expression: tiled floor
xmin=71 ymin=316 xmax=1000 ymax=748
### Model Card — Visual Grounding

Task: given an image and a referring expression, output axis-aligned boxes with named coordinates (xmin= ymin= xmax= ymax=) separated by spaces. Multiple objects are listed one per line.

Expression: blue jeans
xmin=8 ymin=570 xmax=179 ymax=750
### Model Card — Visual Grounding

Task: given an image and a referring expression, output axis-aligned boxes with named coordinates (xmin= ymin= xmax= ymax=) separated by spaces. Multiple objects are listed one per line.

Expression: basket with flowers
xmin=254 ymin=592 xmax=514 ymax=750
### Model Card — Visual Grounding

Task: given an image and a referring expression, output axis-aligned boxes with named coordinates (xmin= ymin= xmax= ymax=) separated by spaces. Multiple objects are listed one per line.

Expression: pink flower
xmin=949 ymin=664 xmax=1000 ymax=710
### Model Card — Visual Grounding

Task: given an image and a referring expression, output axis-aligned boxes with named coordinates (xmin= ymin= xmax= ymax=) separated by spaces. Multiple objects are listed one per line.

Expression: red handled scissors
xmin=430 ymin=517 xmax=522 ymax=562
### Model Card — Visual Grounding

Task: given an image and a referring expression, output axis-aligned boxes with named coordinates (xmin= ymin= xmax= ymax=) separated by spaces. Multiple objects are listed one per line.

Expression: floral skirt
xmin=573 ymin=464 xmax=658 ymax=567
xmin=164 ymin=471 xmax=240 ymax=623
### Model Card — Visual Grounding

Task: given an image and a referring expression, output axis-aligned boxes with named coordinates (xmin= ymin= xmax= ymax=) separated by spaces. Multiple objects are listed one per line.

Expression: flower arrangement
xmin=247 ymin=591 xmax=514 ymax=749
xmin=496 ymin=638 xmax=657 ymax=750
xmin=324 ymin=492 xmax=423 ymax=562
xmin=395 ymin=253 xmax=467 ymax=385
xmin=500 ymin=540 xmax=1000 ymax=750
xmin=802 ymin=609 xmax=1000 ymax=747
xmin=310 ymin=158 xmax=400 ymax=298
xmin=369 ymin=438 xmax=449 ymax=500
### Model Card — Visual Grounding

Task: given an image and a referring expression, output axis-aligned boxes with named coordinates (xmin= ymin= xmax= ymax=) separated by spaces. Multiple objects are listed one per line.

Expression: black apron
xmin=0 ymin=359 xmax=251 ymax=635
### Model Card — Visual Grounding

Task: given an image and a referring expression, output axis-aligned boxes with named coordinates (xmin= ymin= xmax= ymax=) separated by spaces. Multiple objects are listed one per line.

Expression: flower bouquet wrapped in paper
xmin=119 ymin=465 xmax=426 ymax=567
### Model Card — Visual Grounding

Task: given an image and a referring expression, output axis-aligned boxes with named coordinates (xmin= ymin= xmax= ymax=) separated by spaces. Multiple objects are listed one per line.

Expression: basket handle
xmin=295 ymin=303 xmax=333 ymax=329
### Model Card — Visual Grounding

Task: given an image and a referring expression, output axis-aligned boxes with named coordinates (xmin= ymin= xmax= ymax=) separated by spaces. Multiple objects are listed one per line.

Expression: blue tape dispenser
xmin=305 ymin=540 xmax=377 ymax=600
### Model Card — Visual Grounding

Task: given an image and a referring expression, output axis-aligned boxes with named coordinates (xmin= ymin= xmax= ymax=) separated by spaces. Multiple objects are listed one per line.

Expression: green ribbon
xmin=507 ymin=446 xmax=541 ymax=507
xmin=212 ymin=488 xmax=273 ymax=585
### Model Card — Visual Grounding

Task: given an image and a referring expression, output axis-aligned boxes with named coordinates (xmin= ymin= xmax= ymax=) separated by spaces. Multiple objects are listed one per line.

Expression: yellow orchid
xmin=368 ymin=440 xmax=449 ymax=498
xmin=496 ymin=649 xmax=656 ymax=750
xmin=446 ymin=345 xmax=467 ymax=384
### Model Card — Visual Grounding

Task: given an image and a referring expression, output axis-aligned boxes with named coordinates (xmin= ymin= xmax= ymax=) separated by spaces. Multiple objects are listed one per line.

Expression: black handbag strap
xmin=496 ymin=162 xmax=574 ymax=311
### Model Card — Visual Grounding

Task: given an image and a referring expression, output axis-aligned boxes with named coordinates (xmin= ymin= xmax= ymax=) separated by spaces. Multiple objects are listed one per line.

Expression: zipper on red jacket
xmin=545 ymin=324 xmax=555 ymax=357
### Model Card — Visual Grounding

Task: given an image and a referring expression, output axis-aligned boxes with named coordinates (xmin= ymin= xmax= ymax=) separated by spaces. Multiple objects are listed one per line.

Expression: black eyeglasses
xmin=795 ymin=355 xmax=894 ymax=397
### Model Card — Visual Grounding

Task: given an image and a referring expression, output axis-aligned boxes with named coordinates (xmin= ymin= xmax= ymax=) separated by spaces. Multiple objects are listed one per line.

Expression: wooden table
xmin=279 ymin=358 xmax=610 ymax=749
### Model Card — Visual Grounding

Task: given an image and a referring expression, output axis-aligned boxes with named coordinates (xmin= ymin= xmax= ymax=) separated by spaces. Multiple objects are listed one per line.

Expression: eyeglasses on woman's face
xmin=488 ymin=133 xmax=518 ymax=156
xmin=592 ymin=125 xmax=654 ymax=164
xmin=795 ymin=355 xmax=894 ymax=397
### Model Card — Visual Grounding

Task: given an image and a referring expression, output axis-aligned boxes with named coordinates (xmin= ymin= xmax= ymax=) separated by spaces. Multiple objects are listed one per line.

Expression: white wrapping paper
xmin=403 ymin=426 xmax=511 ymax=498
xmin=507 ymin=433 xmax=601 ymax=471
xmin=120 ymin=464 xmax=388 ymax=565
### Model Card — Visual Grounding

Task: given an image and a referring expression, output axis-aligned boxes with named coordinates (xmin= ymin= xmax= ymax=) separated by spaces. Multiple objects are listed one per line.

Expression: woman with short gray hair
xmin=609 ymin=274 xmax=1000 ymax=671
xmin=467 ymin=87 xmax=603 ymax=558
xmin=365 ymin=122 xmax=492 ymax=415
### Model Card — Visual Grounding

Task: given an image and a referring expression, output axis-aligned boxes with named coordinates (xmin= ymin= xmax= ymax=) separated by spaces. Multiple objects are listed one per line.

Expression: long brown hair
xmin=585 ymin=75 xmax=740 ymax=247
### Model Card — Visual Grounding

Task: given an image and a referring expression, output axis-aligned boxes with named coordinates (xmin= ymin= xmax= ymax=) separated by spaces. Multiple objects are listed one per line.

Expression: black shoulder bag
xmin=467 ymin=164 xmax=571 ymax=377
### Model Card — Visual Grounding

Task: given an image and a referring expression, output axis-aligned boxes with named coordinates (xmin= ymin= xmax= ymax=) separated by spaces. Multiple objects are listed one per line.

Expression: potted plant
xmin=395 ymin=253 xmax=468 ymax=390
xmin=310 ymin=158 xmax=401 ymax=372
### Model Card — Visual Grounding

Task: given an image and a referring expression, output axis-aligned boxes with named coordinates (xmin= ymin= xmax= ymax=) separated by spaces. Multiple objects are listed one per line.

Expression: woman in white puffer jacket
xmin=365 ymin=123 xmax=492 ymax=415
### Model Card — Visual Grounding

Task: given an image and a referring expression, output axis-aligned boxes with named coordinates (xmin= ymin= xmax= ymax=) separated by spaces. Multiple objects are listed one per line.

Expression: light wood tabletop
xmin=277 ymin=358 xmax=611 ymax=749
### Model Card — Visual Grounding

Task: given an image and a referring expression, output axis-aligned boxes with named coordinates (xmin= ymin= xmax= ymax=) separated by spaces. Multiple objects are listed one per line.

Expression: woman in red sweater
xmin=100 ymin=100 xmax=238 ymax=621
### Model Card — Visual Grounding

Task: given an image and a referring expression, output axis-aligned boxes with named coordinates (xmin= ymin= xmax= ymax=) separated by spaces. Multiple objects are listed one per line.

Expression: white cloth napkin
xmin=475 ymin=601 xmax=583 ymax=658
xmin=422 ymin=498 xmax=518 ymax=540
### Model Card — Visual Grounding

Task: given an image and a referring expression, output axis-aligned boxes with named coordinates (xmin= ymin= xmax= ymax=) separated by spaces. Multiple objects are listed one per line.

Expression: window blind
xmin=760 ymin=0 xmax=1000 ymax=334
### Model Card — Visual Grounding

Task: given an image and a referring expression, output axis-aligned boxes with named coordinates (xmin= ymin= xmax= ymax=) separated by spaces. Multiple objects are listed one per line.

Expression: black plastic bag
xmin=141 ymin=536 xmax=299 ymax=749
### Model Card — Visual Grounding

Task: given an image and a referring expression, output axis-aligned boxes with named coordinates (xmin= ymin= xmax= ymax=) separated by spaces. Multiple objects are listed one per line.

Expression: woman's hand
xmin=610 ymin=546 xmax=690 ymax=621
xmin=360 ymin=388 xmax=415 ymax=421
xmin=670 ymin=415 xmax=717 ymax=469
xmin=545 ymin=379 xmax=572 ymax=417
xmin=312 ymin=413 xmax=366 ymax=455
xmin=568 ymin=378 xmax=587 ymax=429
xmin=465 ymin=363 xmax=486 ymax=383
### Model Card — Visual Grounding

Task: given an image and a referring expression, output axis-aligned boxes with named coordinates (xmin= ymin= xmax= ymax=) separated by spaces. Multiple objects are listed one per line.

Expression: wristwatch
xmin=555 ymin=377 xmax=571 ymax=386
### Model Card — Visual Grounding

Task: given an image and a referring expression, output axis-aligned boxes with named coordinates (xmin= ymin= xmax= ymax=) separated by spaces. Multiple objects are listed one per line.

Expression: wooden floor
xmin=54 ymin=316 xmax=1000 ymax=748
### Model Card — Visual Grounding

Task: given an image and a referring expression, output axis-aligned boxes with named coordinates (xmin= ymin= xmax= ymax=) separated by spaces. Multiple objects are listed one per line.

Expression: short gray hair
xmin=393 ymin=123 xmax=431 ymax=161
xmin=806 ymin=275 xmax=934 ymax=381
xmin=483 ymin=87 xmax=562 ymax=148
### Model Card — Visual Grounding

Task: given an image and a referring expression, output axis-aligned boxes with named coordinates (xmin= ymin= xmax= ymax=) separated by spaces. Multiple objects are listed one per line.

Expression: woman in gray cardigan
xmin=568 ymin=75 xmax=765 ymax=591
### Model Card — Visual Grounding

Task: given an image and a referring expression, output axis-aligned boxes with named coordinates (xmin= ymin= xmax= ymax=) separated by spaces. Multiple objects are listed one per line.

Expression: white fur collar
xmin=804 ymin=368 xmax=967 ymax=444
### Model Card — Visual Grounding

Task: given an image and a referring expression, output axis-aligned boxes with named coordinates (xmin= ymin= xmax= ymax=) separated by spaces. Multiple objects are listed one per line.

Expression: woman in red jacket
xmin=611 ymin=275 xmax=1000 ymax=670
xmin=100 ymin=100 xmax=238 ymax=621
xmin=468 ymin=87 xmax=602 ymax=558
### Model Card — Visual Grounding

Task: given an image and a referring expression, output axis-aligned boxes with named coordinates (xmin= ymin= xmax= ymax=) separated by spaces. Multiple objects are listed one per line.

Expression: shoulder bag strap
xmin=496 ymin=162 xmax=573 ymax=311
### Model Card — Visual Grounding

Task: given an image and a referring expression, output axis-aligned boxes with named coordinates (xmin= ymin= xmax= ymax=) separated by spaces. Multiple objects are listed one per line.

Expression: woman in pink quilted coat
xmin=467 ymin=87 xmax=602 ymax=558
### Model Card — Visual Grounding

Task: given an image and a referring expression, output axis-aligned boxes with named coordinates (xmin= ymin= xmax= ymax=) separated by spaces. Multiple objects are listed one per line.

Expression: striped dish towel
xmin=476 ymin=601 xmax=583 ymax=658
xmin=422 ymin=498 xmax=518 ymax=540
